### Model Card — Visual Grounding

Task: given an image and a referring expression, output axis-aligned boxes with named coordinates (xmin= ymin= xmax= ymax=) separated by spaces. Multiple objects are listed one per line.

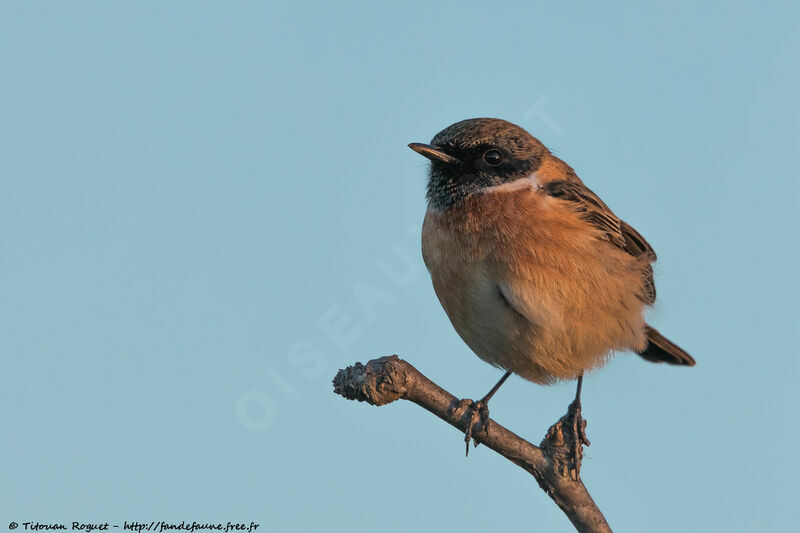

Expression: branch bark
xmin=332 ymin=355 xmax=612 ymax=533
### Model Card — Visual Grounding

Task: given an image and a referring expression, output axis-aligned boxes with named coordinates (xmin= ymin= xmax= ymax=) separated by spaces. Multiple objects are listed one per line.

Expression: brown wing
xmin=541 ymin=180 xmax=657 ymax=304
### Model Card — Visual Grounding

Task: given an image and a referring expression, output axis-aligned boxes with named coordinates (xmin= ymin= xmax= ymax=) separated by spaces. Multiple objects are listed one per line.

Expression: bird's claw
xmin=541 ymin=398 xmax=591 ymax=480
xmin=566 ymin=399 xmax=590 ymax=473
xmin=461 ymin=399 xmax=491 ymax=456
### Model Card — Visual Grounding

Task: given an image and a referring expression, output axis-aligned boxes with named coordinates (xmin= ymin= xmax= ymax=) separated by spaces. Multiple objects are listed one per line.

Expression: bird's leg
xmin=463 ymin=371 xmax=512 ymax=456
xmin=566 ymin=373 xmax=590 ymax=476
xmin=540 ymin=372 xmax=591 ymax=479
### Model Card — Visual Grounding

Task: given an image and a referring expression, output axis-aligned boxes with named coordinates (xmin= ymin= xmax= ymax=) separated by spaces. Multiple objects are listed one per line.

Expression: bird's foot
xmin=456 ymin=398 xmax=491 ymax=457
xmin=541 ymin=398 xmax=591 ymax=480
xmin=566 ymin=398 xmax=590 ymax=475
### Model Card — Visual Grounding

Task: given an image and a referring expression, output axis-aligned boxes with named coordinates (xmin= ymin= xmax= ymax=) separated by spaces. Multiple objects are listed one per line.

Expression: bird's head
xmin=409 ymin=118 xmax=549 ymax=210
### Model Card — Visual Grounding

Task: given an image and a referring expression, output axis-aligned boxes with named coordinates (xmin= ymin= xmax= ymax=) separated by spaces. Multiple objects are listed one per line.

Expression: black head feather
xmin=418 ymin=118 xmax=549 ymax=210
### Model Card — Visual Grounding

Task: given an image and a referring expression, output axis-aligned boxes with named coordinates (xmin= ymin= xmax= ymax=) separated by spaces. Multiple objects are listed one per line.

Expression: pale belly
xmin=427 ymin=262 xmax=541 ymax=377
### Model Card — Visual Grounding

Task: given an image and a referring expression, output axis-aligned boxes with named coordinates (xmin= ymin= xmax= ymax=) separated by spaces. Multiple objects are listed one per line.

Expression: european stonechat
xmin=409 ymin=118 xmax=694 ymax=454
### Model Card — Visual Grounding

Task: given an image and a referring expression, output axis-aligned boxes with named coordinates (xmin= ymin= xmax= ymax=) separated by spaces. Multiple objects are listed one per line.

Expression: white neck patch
xmin=482 ymin=171 xmax=542 ymax=194
xmin=425 ymin=171 xmax=542 ymax=213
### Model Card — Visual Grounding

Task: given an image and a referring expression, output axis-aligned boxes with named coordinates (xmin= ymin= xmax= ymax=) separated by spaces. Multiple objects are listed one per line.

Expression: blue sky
xmin=1 ymin=2 xmax=798 ymax=532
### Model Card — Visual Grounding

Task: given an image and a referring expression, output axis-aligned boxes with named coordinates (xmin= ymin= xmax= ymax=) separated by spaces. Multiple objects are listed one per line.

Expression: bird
xmin=409 ymin=118 xmax=694 ymax=459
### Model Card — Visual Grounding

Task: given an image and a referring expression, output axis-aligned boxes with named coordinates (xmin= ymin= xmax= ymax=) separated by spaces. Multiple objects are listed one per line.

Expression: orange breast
xmin=422 ymin=184 xmax=649 ymax=384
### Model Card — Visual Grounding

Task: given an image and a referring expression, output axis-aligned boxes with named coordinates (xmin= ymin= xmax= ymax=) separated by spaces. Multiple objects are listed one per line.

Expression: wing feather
xmin=541 ymin=180 xmax=657 ymax=304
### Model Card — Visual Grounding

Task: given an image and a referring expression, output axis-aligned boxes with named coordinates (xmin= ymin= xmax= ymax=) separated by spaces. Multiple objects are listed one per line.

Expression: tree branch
xmin=332 ymin=355 xmax=612 ymax=533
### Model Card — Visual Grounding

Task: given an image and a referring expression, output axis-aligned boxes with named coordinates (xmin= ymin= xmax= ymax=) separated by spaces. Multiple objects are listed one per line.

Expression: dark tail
xmin=637 ymin=325 xmax=696 ymax=366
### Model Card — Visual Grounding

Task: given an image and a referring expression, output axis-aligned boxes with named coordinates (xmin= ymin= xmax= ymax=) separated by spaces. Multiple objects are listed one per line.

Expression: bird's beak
xmin=408 ymin=143 xmax=460 ymax=165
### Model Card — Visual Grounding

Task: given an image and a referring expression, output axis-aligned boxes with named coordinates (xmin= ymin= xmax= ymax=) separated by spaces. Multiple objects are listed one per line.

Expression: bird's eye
xmin=483 ymin=149 xmax=503 ymax=166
